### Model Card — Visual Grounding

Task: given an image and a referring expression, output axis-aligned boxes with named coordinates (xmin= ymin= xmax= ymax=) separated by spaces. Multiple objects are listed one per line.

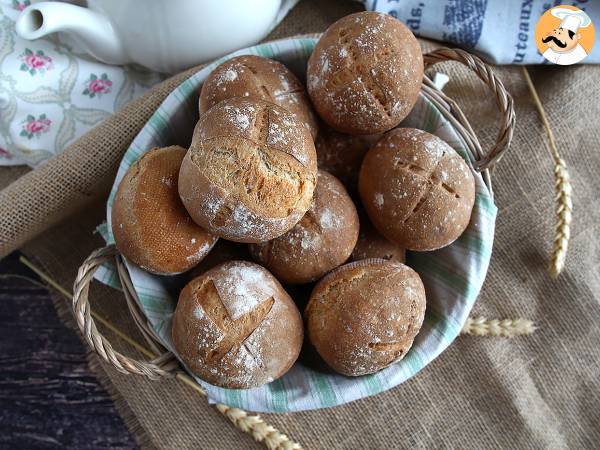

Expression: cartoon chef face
xmin=542 ymin=27 xmax=581 ymax=53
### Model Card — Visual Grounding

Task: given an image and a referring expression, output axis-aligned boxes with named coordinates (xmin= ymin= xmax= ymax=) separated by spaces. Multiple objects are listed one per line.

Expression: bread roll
xmin=111 ymin=146 xmax=217 ymax=275
xmin=315 ymin=125 xmax=380 ymax=192
xmin=307 ymin=12 xmax=423 ymax=135
xmin=305 ymin=259 xmax=426 ymax=376
xmin=249 ymin=170 xmax=359 ymax=284
xmin=172 ymin=261 xmax=303 ymax=388
xmin=200 ymin=55 xmax=318 ymax=139
xmin=178 ymin=98 xmax=318 ymax=243
xmin=359 ymin=128 xmax=475 ymax=251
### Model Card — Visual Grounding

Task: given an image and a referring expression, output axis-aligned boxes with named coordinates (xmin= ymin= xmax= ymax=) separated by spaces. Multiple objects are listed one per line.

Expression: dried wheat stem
xmin=521 ymin=67 xmax=573 ymax=278
xmin=461 ymin=317 xmax=536 ymax=337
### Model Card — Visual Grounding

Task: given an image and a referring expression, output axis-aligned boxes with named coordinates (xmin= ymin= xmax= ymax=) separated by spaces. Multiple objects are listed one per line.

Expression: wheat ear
xmin=521 ymin=67 xmax=573 ymax=278
xmin=461 ymin=317 xmax=536 ymax=337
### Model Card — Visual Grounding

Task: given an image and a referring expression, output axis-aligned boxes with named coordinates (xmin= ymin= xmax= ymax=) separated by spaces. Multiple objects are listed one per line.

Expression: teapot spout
xmin=16 ymin=2 xmax=127 ymax=65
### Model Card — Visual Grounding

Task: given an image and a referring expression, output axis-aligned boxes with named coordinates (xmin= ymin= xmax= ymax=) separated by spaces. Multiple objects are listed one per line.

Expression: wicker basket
xmin=72 ymin=39 xmax=515 ymax=412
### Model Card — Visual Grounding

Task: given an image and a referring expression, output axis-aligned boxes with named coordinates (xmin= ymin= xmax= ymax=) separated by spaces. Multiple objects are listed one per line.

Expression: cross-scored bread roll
xmin=249 ymin=170 xmax=359 ymax=284
xmin=111 ymin=146 xmax=217 ymax=275
xmin=178 ymin=98 xmax=318 ymax=243
xmin=200 ymin=55 xmax=318 ymax=139
xmin=307 ymin=12 xmax=423 ymax=135
xmin=305 ymin=259 xmax=426 ymax=376
xmin=172 ymin=261 xmax=303 ymax=389
xmin=359 ymin=128 xmax=476 ymax=251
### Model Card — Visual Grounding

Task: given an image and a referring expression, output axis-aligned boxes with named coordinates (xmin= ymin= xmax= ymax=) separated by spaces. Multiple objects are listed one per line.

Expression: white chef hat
xmin=551 ymin=8 xmax=592 ymax=33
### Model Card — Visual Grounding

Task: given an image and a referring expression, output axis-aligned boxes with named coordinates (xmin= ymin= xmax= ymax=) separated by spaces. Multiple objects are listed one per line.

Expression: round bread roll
xmin=352 ymin=215 xmax=405 ymax=263
xmin=178 ymin=97 xmax=318 ymax=243
xmin=249 ymin=170 xmax=359 ymax=284
xmin=315 ymin=125 xmax=380 ymax=192
xmin=200 ymin=55 xmax=318 ymax=139
xmin=307 ymin=12 xmax=423 ymax=135
xmin=359 ymin=128 xmax=476 ymax=251
xmin=305 ymin=259 xmax=426 ymax=376
xmin=112 ymin=146 xmax=217 ymax=275
xmin=172 ymin=261 xmax=303 ymax=388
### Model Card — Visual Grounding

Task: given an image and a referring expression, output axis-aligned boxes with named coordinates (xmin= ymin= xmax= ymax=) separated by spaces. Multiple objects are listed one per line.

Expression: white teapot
xmin=15 ymin=0 xmax=283 ymax=73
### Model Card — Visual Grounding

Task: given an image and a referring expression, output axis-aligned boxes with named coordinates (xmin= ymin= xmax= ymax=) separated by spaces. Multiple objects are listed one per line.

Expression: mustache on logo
xmin=542 ymin=35 xmax=567 ymax=48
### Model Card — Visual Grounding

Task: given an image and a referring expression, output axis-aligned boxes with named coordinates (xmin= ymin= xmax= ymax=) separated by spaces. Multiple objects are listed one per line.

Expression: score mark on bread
xmin=195 ymin=279 xmax=274 ymax=365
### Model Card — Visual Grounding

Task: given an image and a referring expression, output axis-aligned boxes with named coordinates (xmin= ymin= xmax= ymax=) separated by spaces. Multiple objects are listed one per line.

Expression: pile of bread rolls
xmin=112 ymin=12 xmax=475 ymax=389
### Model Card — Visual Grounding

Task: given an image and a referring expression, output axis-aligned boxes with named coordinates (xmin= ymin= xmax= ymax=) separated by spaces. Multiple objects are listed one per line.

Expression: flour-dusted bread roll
xmin=351 ymin=214 xmax=405 ymax=263
xmin=315 ymin=125 xmax=380 ymax=193
xmin=359 ymin=128 xmax=476 ymax=251
xmin=111 ymin=146 xmax=217 ymax=275
xmin=305 ymin=259 xmax=426 ymax=376
xmin=200 ymin=55 xmax=318 ymax=139
xmin=178 ymin=98 xmax=318 ymax=243
xmin=249 ymin=170 xmax=359 ymax=284
xmin=172 ymin=261 xmax=303 ymax=389
xmin=307 ymin=12 xmax=423 ymax=135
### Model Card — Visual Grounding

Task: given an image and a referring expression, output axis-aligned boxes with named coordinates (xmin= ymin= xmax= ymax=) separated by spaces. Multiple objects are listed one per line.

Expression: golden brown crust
xmin=358 ymin=128 xmax=476 ymax=251
xmin=307 ymin=12 xmax=423 ymax=135
xmin=111 ymin=146 xmax=217 ymax=275
xmin=249 ymin=170 xmax=359 ymax=284
xmin=200 ymin=55 xmax=318 ymax=139
xmin=178 ymin=98 xmax=318 ymax=243
xmin=172 ymin=261 xmax=303 ymax=388
xmin=305 ymin=259 xmax=426 ymax=376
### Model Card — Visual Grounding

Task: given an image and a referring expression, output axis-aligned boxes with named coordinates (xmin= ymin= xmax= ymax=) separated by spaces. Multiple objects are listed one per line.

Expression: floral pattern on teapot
xmin=83 ymin=73 xmax=113 ymax=98
xmin=19 ymin=48 xmax=53 ymax=75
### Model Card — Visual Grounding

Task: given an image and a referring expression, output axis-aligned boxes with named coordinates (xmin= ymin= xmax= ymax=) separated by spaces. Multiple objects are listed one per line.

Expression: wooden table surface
xmin=0 ymin=251 xmax=137 ymax=449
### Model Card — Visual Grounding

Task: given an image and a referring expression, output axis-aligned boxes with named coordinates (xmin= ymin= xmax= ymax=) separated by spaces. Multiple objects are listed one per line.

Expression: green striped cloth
xmin=95 ymin=38 xmax=497 ymax=413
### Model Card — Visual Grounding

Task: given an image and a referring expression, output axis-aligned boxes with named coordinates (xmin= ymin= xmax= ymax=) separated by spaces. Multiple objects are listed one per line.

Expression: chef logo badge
xmin=535 ymin=5 xmax=595 ymax=65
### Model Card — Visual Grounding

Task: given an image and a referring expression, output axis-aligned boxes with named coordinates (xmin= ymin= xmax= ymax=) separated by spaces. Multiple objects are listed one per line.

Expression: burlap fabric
xmin=2 ymin=0 xmax=599 ymax=448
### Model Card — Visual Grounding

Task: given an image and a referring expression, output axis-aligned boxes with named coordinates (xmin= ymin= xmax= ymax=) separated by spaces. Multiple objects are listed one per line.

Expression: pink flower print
xmin=19 ymin=49 xmax=53 ymax=75
xmin=20 ymin=114 xmax=52 ymax=139
xmin=12 ymin=0 xmax=31 ymax=11
xmin=83 ymin=73 xmax=113 ymax=98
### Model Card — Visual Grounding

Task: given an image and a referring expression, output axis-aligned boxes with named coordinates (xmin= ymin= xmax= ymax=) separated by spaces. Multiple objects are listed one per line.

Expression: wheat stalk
xmin=461 ymin=317 xmax=536 ymax=337
xmin=521 ymin=67 xmax=573 ymax=278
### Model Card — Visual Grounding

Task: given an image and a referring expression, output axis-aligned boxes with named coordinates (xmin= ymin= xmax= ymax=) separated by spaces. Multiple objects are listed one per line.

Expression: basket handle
xmin=72 ymin=245 xmax=177 ymax=380
xmin=423 ymin=47 xmax=515 ymax=171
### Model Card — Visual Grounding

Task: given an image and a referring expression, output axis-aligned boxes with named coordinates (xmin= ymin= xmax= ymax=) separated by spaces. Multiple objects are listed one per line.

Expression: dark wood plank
xmin=0 ymin=251 xmax=137 ymax=450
